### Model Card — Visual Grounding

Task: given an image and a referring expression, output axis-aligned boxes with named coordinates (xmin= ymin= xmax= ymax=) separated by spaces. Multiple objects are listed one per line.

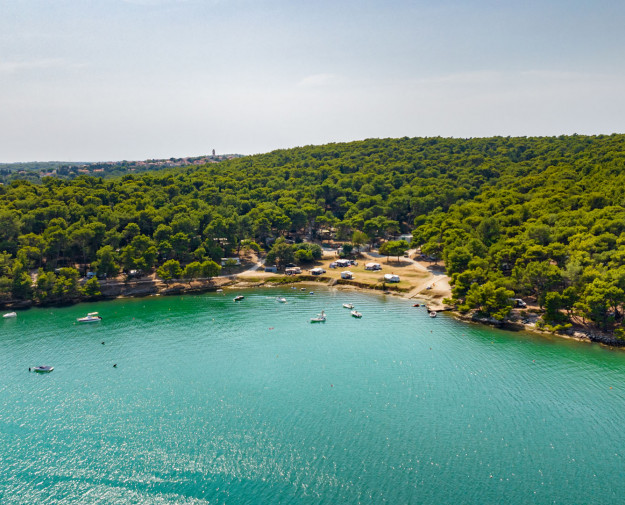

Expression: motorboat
xmin=342 ymin=303 xmax=354 ymax=309
xmin=32 ymin=365 xmax=54 ymax=373
xmin=77 ymin=312 xmax=102 ymax=323
xmin=3 ymin=312 xmax=17 ymax=318
xmin=310 ymin=310 xmax=326 ymax=323
xmin=351 ymin=310 xmax=362 ymax=318
xmin=429 ymin=311 xmax=437 ymax=318
xmin=276 ymin=297 xmax=287 ymax=303
xmin=234 ymin=295 xmax=245 ymax=302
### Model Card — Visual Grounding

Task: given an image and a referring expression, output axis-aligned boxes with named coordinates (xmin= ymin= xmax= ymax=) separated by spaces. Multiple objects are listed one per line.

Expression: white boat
xmin=233 ymin=295 xmax=244 ymax=302
xmin=351 ymin=310 xmax=362 ymax=318
xmin=3 ymin=311 xmax=17 ymax=318
xmin=310 ymin=310 xmax=326 ymax=323
xmin=342 ymin=303 xmax=354 ymax=309
xmin=77 ymin=312 xmax=102 ymax=323
xmin=276 ymin=297 xmax=287 ymax=303
xmin=32 ymin=365 xmax=54 ymax=373
xmin=429 ymin=311 xmax=437 ymax=318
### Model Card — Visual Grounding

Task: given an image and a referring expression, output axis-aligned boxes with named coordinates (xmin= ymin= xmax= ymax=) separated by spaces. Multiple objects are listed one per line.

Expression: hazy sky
xmin=1 ymin=0 xmax=624 ymax=162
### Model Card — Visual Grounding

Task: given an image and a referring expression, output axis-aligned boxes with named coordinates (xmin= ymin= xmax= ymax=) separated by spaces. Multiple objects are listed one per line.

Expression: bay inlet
xmin=1 ymin=288 xmax=623 ymax=504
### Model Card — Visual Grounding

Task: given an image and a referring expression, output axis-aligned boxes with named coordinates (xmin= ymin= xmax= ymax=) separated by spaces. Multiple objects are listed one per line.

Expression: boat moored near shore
xmin=77 ymin=312 xmax=102 ymax=323
xmin=310 ymin=310 xmax=326 ymax=323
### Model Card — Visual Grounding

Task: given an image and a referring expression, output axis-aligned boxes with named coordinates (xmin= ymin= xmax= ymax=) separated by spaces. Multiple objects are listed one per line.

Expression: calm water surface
xmin=1 ymin=288 xmax=625 ymax=504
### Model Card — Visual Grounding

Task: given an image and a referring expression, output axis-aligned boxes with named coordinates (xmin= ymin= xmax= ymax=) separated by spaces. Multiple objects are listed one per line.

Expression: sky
xmin=0 ymin=0 xmax=624 ymax=162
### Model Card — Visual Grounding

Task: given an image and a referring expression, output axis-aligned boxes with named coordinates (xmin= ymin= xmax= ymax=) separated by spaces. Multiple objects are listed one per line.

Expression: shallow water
xmin=1 ymin=288 xmax=624 ymax=504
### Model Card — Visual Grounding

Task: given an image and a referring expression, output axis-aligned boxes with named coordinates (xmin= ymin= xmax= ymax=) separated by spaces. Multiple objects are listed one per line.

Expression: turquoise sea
xmin=1 ymin=287 xmax=625 ymax=504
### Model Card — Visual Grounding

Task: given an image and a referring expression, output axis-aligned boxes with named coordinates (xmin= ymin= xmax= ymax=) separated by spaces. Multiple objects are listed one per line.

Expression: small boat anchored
xmin=3 ymin=311 xmax=17 ymax=318
xmin=429 ymin=311 xmax=437 ymax=318
xmin=276 ymin=297 xmax=287 ymax=303
xmin=310 ymin=310 xmax=326 ymax=323
xmin=77 ymin=312 xmax=102 ymax=323
xmin=233 ymin=295 xmax=245 ymax=302
xmin=342 ymin=303 xmax=354 ymax=309
xmin=32 ymin=365 xmax=54 ymax=373
xmin=351 ymin=310 xmax=362 ymax=318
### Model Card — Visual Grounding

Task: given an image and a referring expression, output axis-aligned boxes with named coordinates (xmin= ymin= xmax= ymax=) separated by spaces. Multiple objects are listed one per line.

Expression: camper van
xmin=384 ymin=274 xmax=400 ymax=283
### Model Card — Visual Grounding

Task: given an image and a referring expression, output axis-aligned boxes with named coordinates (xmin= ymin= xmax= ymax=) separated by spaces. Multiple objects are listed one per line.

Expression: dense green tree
xmin=266 ymin=238 xmax=295 ymax=268
xmin=170 ymin=232 xmax=190 ymax=261
xmin=576 ymin=279 xmax=624 ymax=331
xmin=351 ymin=231 xmax=368 ymax=252
xmin=293 ymin=243 xmax=322 ymax=260
xmin=157 ymin=259 xmax=182 ymax=282
xmin=34 ymin=269 xmax=56 ymax=303
xmin=52 ymin=268 xmax=81 ymax=301
xmin=182 ymin=261 xmax=203 ymax=284
xmin=93 ymin=245 xmax=119 ymax=278
xmin=463 ymin=281 xmax=514 ymax=321
xmin=543 ymin=292 xmax=566 ymax=323
xmin=379 ymin=240 xmax=409 ymax=263
xmin=294 ymin=249 xmax=313 ymax=263
xmin=154 ymin=224 xmax=173 ymax=243
xmin=11 ymin=261 xmax=32 ymax=300
xmin=201 ymin=260 xmax=221 ymax=279
xmin=83 ymin=278 xmax=102 ymax=297
xmin=0 ymin=276 xmax=11 ymax=301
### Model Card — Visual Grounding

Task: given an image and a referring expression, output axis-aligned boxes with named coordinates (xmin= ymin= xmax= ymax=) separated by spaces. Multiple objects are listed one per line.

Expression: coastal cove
xmin=2 ymin=288 xmax=625 ymax=504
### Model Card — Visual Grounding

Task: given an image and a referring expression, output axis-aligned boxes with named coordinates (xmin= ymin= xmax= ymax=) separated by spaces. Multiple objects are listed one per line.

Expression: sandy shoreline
xmin=235 ymin=251 xmax=453 ymax=311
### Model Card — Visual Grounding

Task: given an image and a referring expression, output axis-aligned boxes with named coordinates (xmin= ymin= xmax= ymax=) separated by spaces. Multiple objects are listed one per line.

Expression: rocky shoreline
xmin=0 ymin=276 xmax=235 ymax=310
xmin=455 ymin=312 xmax=625 ymax=348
